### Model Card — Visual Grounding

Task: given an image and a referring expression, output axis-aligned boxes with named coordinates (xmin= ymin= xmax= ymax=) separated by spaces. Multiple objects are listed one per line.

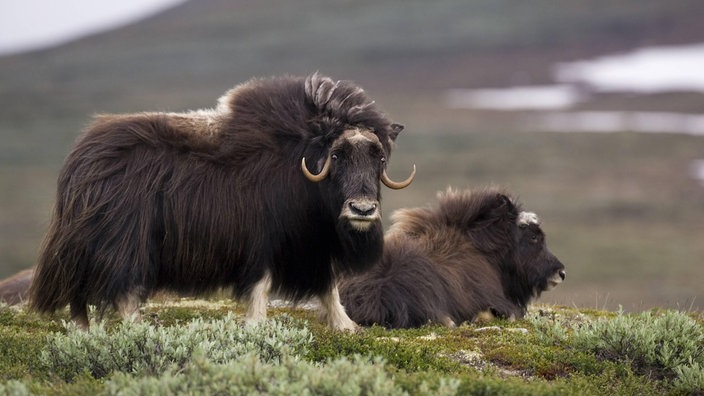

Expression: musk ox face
xmin=299 ymin=73 xmax=415 ymax=234
xmin=328 ymin=128 xmax=386 ymax=231
xmin=302 ymin=126 xmax=415 ymax=232
xmin=516 ymin=211 xmax=566 ymax=296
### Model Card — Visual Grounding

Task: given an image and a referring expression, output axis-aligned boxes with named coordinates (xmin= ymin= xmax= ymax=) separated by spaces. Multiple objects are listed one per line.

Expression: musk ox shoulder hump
xmin=387 ymin=207 xmax=437 ymax=238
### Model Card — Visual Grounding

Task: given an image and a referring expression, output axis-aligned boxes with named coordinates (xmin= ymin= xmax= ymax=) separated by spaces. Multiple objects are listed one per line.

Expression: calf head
xmin=460 ymin=191 xmax=566 ymax=299
xmin=515 ymin=211 xmax=566 ymax=296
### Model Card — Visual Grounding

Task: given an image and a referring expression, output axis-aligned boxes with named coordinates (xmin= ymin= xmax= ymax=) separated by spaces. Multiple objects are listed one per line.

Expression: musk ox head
xmin=438 ymin=188 xmax=566 ymax=307
xmin=300 ymin=74 xmax=415 ymax=233
xmin=515 ymin=211 xmax=566 ymax=296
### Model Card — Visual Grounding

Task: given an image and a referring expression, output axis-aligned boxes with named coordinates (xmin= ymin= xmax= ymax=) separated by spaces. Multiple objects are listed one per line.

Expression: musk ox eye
xmin=332 ymin=154 xmax=338 ymax=160
xmin=381 ymin=157 xmax=386 ymax=163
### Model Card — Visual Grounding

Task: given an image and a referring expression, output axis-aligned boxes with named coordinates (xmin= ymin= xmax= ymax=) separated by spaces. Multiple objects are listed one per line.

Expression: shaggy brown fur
xmin=339 ymin=187 xmax=566 ymax=329
xmin=29 ymin=73 xmax=413 ymax=330
xmin=0 ymin=269 xmax=33 ymax=305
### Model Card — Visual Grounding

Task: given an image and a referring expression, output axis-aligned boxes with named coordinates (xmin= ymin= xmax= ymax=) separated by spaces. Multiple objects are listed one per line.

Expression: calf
xmin=339 ymin=188 xmax=565 ymax=328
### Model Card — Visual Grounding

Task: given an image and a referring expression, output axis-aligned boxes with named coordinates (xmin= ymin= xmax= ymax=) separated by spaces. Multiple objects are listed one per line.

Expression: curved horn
xmin=301 ymin=155 xmax=332 ymax=182
xmin=381 ymin=164 xmax=416 ymax=190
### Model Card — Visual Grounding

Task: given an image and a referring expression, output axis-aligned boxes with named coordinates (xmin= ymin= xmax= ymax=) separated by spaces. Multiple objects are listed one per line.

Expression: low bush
xmin=529 ymin=309 xmax=704 ymax=393
xmin=105 ymin=353 xmax=461 ymax=396
xmin=0 ymin=380 xmax=30 ymax=396
xmin=40 ymin=313 xmax=312 ymax=381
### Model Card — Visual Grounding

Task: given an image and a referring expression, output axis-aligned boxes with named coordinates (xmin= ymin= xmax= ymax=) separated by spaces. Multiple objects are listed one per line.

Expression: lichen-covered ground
xmin=1 ymin=299 xmax=702 ymax=395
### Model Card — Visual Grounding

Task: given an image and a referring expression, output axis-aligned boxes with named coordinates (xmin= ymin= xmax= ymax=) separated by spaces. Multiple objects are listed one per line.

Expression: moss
xmin=308 ymin=326 xmax=461 ymax=374
xmin=0 ymin=306 xmax=62 ymax=381
xmin=0 ymin=328 xmax=45 ymax=381
xmin=24 ymin=372 xmax=105 ymax=396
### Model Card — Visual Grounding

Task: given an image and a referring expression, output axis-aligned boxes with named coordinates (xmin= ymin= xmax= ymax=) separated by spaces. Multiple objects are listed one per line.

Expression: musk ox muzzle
xmin=546 ymin=267 xmax=566 ymax=290
xmin=340 ymin=198 xmax=381 ymax=231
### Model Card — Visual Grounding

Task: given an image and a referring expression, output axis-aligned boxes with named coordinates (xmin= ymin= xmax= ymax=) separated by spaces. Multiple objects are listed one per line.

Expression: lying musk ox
xmin=29 ymin=73 xmax=415 ymax=330
xmin=339 ymin=188 xmax=565 ymax=329
xmin=0 ymin=268 xmax=33 ymax=305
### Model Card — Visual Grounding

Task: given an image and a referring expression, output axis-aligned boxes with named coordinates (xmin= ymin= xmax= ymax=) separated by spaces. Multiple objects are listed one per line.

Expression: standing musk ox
xmin=339 ymin=188 xmax=565 ymax=329
xmin=29 ymin=73 xmax=416 ymax=331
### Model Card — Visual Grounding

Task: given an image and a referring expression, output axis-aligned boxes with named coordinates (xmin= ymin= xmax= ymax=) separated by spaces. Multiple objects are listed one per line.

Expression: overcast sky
xmin=0 ymin=0 xmax=186 ymax=55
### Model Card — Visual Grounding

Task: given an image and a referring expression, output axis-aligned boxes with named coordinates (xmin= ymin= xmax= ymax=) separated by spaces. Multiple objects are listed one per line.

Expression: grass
xmin=1 ymin=300 xmax=702 ymax=395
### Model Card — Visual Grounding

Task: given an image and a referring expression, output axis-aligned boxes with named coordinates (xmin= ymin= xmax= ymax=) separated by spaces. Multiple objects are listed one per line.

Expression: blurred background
xmin=1 ymin=0 xmax=702 ymax=312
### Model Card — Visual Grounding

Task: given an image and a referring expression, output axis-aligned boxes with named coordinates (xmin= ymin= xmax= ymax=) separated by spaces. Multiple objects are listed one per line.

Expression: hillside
xmin=1 ymin=0 xmax=704 ymax=312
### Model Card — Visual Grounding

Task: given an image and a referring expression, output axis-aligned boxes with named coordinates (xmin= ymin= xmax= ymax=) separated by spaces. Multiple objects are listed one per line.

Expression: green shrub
xmin=105 ymin=353 xmax=460 ymax=396
xmin=527 ymin=312 xmax=570 ymax=346
xmin=529 ymin=309 xmax=704 ymax=393
xmin=672 ymin=361 xmax=704 ymax=393
xmin=40 ymin=314 xmax=312 ymax=381
xmin=571 ymin=311 xmax=703 ymax=374
xmin=0 ymin=380 xmax=30 ymax=396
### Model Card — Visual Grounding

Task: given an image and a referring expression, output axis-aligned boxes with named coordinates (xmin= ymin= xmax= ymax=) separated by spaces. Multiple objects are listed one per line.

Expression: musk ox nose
xmin=342 ymin=199 xmax=381 ymax=231
xmin=349 ymin=201 xmax=378 ymax=217
xmin=559 ymin=270 xmax=566 ymax=281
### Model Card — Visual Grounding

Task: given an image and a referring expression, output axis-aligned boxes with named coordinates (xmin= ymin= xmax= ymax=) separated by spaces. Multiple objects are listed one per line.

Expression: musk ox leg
xmin=474 ymin=310 xmax=496 ymax=323
xmin=318 ymin=284 xmax=359 ymax=332
xmin=440 ymin=316 xmax=457 ymax=328
xmin=115 ymin=293 xmax=142 ymax=323
xmin=244 ymin=272 xmax=272 ymax=325
xmin=70 ymin=302 xmax=89 ymax=330
xmin=486 ymin=307 xmax=521 ymax=322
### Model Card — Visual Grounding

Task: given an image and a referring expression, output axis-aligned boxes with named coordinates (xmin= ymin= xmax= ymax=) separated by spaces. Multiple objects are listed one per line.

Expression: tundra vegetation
xmin=1 ymin=300 xmax=702 ymax=395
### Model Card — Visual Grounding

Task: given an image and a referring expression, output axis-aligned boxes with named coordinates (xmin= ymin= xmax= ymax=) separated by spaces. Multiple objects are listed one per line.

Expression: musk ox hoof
xmin=318 ymin=310 xmax=360 ymax=333
xmin=440 ymin=316 xmax=457 ymax=328
xmin=339 ymin=318 xmax=361 ymax=333
xmin=331 ymin=319 xmax=360 ymax=333
xmin=244 ymin=317 xmax=264 ymax=328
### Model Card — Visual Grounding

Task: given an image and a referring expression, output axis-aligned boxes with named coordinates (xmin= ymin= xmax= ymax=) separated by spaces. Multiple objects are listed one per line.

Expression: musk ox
xmin=29 ymin=73 xmax=415 ymax=331
xmin=339 ymin=188 xmax=565 ymax=329
xmin=0 ymin=268 xmax=33 ymax=305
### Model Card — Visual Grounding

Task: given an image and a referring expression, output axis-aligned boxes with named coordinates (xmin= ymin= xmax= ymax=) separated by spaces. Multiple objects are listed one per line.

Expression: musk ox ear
xmin=389 ymin=123 xmax=404 ymax=142
xmin=482 ymin=193 xmax=518 ymax=223
xmin=467 ymin=192 xmax=519 ymax=253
